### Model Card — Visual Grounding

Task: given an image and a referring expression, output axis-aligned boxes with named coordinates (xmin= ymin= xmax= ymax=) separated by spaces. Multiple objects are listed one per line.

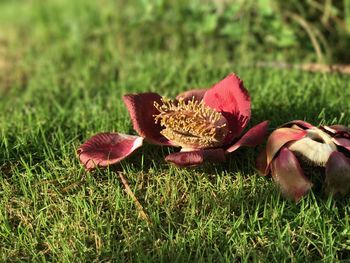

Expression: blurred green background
xmin=2 ymin=0 xmax=350 ymax=98
xmin=116 ymin=0 xmax=350 ymax=63
xmin=105 ymin=0 xmax=350 ymax=63
xmin=2 ymin=0 xmax=350 ymax=66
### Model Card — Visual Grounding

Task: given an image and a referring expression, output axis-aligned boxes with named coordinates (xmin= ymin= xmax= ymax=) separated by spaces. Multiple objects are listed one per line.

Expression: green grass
xmin=1 ymin=0 xmax=350 ymax=262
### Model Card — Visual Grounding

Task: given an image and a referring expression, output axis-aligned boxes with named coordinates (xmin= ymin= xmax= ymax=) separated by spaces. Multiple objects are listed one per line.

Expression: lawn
xmin=1 ymin=0 xmax=350 ymax=262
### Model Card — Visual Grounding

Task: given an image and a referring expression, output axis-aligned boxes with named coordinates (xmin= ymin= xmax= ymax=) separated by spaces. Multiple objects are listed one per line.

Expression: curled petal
xmin=123 ymin=93 xmax=173 ymax=146
xmin=280 ymin=120 xmax=314 ymax=130
xmin=323 ymin=124 xmax=350 ymax=134
xmin=333 ymin=137 xmax=350 ymax=152
xmin=78 ymin=133 xmax=143 ymax=170
xmin=165 ymin=148 xmax=226 ymax=167
xmin=329 ymin=125 xmax=350 ymax=132
xmin=271 ymin=148 xmax=313 ymax=202
xmin=203 ymin=74 xmax=251 ymax=142
xmin=176 ymin=88 xmax=207 ymax=103
xmin=323 ymin=125 xmax=350 ymax=139
xmin=325 ymin=151 xmax=350 ymax=196
xmin=226 ymin=121 xmax=269 ymax=153
xmin=266 ymin=127 xmax=307 ymax=169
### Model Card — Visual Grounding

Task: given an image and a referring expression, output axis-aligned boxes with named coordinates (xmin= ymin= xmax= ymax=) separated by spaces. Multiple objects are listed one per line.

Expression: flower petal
xmin=281 ymin=120 xmax=314 ymax=130
xmin=288 ymin=137 xmax=336 ymax=167
xmin=332 ymin=137 xmax=350 ymax=152
xmin=203 ymin=74 xmax=251 ymax=142
xmin=266 ymin=127 xmax=307 ymax=168
xmin=176 ymin=88 xmax=207 ymax=102
xmin=165 ymin=148 xmax=226 ymax=167
xmin=325 ymin=151 xmax=350 ymax=196
xmin=323 ymin=125 xmax=350 ymax=139
xmin=271 ymin=148 xmax=313 ymax=202
xmin=226 ymin=121 xmax=269 ymax=153
xmin=123 ymin=93 xmax=173 ymax=146
xmin=323 ymin=124 xmax=350 ymax=134
xmin=78 ymin=133 xmax=143 ymax=170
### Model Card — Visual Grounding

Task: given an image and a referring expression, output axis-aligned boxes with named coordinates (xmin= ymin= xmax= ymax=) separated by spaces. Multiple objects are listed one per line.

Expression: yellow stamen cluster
xmin=154 ymin=97 xmax=228 ymax=148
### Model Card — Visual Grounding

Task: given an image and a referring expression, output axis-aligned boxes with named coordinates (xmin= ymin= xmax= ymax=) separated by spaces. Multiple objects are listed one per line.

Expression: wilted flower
xmin=257 ymin=120 xmax=350 ymax=201
xmin=78 ymin=74 xmax=268 ymax=170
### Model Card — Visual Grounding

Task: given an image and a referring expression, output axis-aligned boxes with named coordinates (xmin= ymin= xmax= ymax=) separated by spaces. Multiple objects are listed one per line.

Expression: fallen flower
xmin=78 ymin=74 xmax=268 ymax=170
xmin=257 ymin=120 xmax=350 ymax=201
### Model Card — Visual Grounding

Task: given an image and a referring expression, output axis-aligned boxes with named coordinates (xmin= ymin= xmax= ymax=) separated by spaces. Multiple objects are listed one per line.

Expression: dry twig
xmin=254 ymin=61 xmax=350 ymax=75
xmin=118 ymin=172 xmax=152 ymax=225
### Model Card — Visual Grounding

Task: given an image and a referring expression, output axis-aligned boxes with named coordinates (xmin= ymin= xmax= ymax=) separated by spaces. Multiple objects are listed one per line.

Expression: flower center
xmin=153 ymin=98 xmax=229 ymax=149
xmin=288 ymin=127 xmax=337 ymax=166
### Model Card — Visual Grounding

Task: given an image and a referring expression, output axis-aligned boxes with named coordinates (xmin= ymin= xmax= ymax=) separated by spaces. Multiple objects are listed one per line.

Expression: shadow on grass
xmin=252 ymin=99 xmax=347 ymax=129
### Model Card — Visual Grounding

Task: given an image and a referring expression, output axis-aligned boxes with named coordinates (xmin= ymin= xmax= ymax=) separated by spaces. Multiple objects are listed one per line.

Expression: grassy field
xmin=2 ymin=0 xmax=350 ymax=262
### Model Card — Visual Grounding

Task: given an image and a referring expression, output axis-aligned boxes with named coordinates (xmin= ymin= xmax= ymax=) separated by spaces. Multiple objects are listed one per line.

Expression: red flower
xmin=257 ymin=120 xmax=350 ymax=201
xmin=78 ymin=74 xmax=268 ymax=170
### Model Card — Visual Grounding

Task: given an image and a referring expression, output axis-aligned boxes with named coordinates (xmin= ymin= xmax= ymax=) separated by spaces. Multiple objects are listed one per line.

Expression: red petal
xmin=165 ymin=148 xmax=226 ymax=167
xmin=176 ymin=88 xmax=207 ymax=103
xmin=332 ymin=137 xmax=350 ymax=152
xmin=271 ymin=148 xmax=313 ymax=202
xmin=281 ymin=120 xmax=314 ymax=130
xmin=226 ymin=121 xmax=269 ymax=153
xmin=325 ymin=151 xmax=350 ymax=196
xmin=123 ymin=93 xmax=173 ymax=146
xmin=78 ymin=133 xmax=143 ymax=170
xmin=266 ymin=127 xmax=307 ymax=170
xmin=203 ymin=74 xmax=251 ymax=142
